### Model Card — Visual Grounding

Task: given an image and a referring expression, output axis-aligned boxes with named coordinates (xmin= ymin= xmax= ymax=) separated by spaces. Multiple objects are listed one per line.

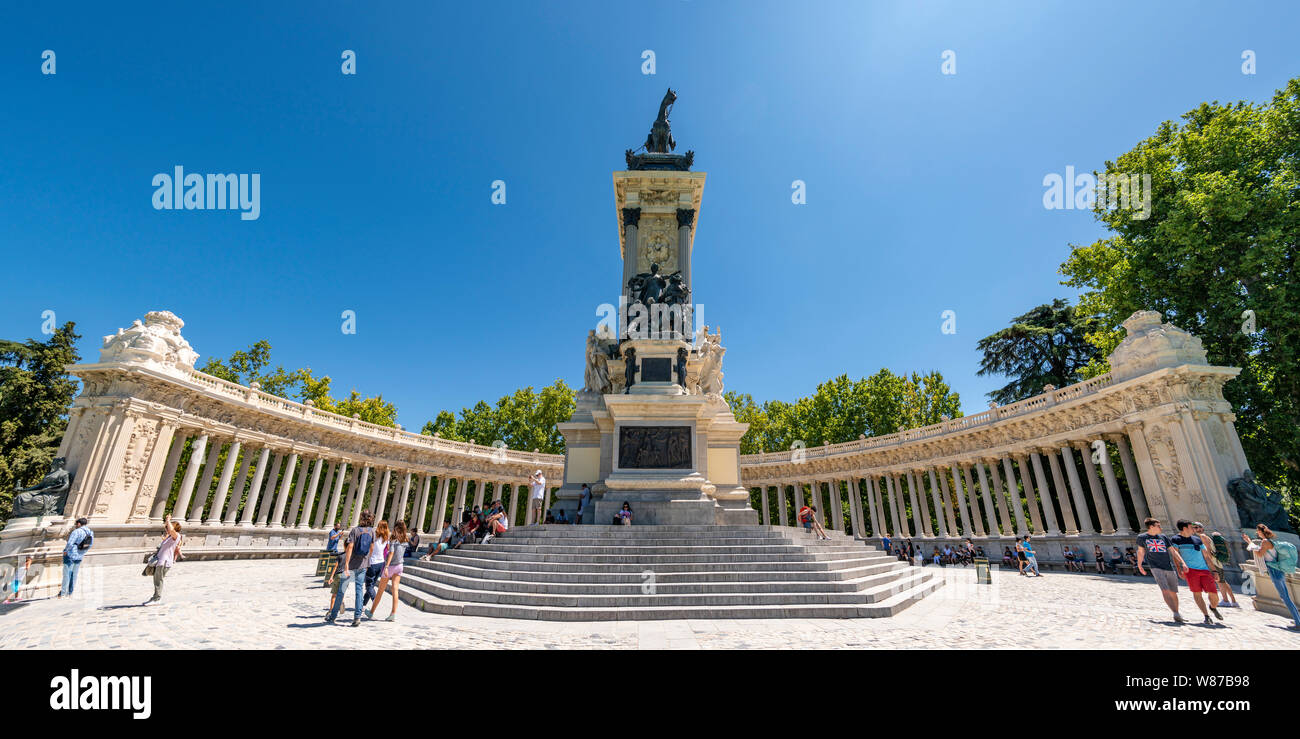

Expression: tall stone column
xmin=959 ymin=465 xmax=984 ymax=537
xmin=451 ymin=478 xmax=468 ymax=525
xmin=907 ymin=471 xmax=930 ymax=537
xmin=926 ymin=469 xmax=947 ymax=538
xmin=900 ymin=472 xmax=922 ymax=537
xmin=172 ymin=433 xmax=209 ymax=521
xmin=395 ymin=472 xmax=413 ymax=523
xmin=827 ymin=480 xmax=843 ymax=531
xmin=332 ymin=463 xmax=355 ymax=527
xmin=284 ymin=455 xmax=312 ymax=527
xmin=676 ymin=208 xmax=695 ymax=306
xmin=295 ymin=457 xmax=325 ymax=529
xmin=505 ymin=480 xmax=519 ymax=526
xmin=238 ymin=446 xmax=272 ymax=527
xmin=986 ymin=459 xmax=1014 ymax=536
xmin=129 ymin=422 xmax=177 ymax=524
xmin=269 ymin=452 xmax=299 ymax=528
xmin=1029 ymin=452 xmax=1061 ymax=535
xmin=187 ymin=439 xmax=223 ymax=524
xmin=1060 ymin=445 xmax=1096 ymax=535
xmin=206 ymin=439 xmax=242 ymax=526
xmin=413 ymin=475 xmax=433 ymax=533
xmin=760 ymin=486 xmax=770 ymax=525
xmin=313 ymin=461 xmax=338 ymax=529
xmin=432 ymin=476 xmax=451 ymax=532
xmin=1000 ymin=457 xmax=1029 ymax=536
xmin=255 ymin=452 xmax=285 ymax=526
xmin=1012 ymin=455 xmax=1044 ymax=533
xmin=1113 ymin=432 xmax=1151 ymax=525
xmin=888 ymin=474 xmax=907 ymax=537
xmin=849 ymin=479 xmax=866 ymax=538
xmin=974 ymin=461 xmax=1002 ymax=536
xmin=221 ymin=443 xmax=254 ymax=525
xmin=621 ymin=207 xmax=641 ymax=317
xmin=950 ymin=464 xmax=972 ymax=537
xmin=473 ymin=478 xmax=486 ymax=510
xmin=1074 ymin=441 xmax=1116 ymax=534
xmin=1095 ymin=439 xmax=1134 ymax=534
xmin=371 ymin=468 xmax=391 ymax=517
xmin=867 ymin=476 xmax=884 ymax=536
xmin=1045 ymin=449 xmax=1079 ymax=535
xmin=936 ymin=468 xmax=957 ymax=536
xmin=350 ymin=466 xmax=371 ymax=527
xmin=776 ymin=483 xmax=789 ymax=526
xmin=149 ymin=429 xmax=190 ymax=523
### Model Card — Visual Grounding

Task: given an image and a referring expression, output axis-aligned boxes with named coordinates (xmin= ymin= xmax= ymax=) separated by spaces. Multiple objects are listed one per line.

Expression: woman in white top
xmin=363 ymin=520 xmax=390 ymax=611
xmin=368 ymin=520 xmax=408 ymax=622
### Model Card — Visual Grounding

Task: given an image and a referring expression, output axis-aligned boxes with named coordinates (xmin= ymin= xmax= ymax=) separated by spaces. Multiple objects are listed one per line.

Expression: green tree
xmin=1060 ymin=77 xmax=1300 ymax=522
xmin=0 ymin=323 xmax=81 ymax=523
xmin=421 ymin=380 xmax=576 ymax=454
xmin=975 ymin=299 xmax=1102 ymax=404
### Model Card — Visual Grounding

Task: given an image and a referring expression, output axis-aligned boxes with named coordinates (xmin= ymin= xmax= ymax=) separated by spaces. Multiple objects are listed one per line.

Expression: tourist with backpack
xmin=143 ymin=514 xmax=183 ymax=605
xmin=1171 ymin=520 xmax=1223 ymax=624
xmin=326 ymin=510 xmax=376 ymax=626
xmin=1207 ymin=529 xmax=1240 ymax=608
xmin=1242 ymin=524 xmax=1300 ymax=629
xmin=58 ymin=517 xmax=93 ymax=598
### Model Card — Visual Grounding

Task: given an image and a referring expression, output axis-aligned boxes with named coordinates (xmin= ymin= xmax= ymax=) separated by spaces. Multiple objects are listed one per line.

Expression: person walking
xmin=1137 ymin=517 xmax=1189 ymax=623
xmin=1243 ymin=524 xmax=1300 ymax=629
xmin=1014 ymin=538 xmax=1028 ymax=576
xmin=577 ymin=483 xmax=592 ymax=525
xmin=1021 ymin=536 xmax=1042 ymax=577
xmin=5 ymin=556 xmax=32 ymax=603
xmin=144 ymin=514 xmax=183 ymax=605
xmin=363 ymin=519 xmax=390 ymax=608
xmin=1172 ymin=519 xmax=1223 ymax=624
xmin=528 ymin=470 xmax=546 ymax=525
xmin=367 ymin=520 xmax=408 ymax=622
xmin=58 ymin=517 xmax=93 ymax=598
xmin=1207 ymin=529 xmax=1240 ymax=608
xmin=326 ymin=510 xmax=377 ymax=626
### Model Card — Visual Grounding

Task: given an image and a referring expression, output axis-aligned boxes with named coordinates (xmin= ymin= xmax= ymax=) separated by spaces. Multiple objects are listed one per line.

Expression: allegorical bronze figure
xmin=12 ymin=457 xmax=73 ymax=517
xmin=1227 ymin=469 xmax=1294 ymax=533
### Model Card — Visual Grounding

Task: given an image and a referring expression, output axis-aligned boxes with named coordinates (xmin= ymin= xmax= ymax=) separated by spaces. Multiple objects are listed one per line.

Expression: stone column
xmin=126 ymin=422 xmax=177 ymax=524
xmin=432 ymin=476 xmax=451 ymax=532
xmin=621 ymin=207 xmax=641 ymax=315
xmin=255 ymin=452 xmax=285 ymax=525
xmin=906 ymin=471 xmax=928 ymax=537
xmin=413 ymin=475 xmax=433 ymax=533
xmin=950 ymin=464 xmax=972 ymax=538
xmin=222 ymin=445 xmax=255 ymax=525
xmin=371 ymin=468 xmax=391 ymax=517
xmin=1027 ymin=452 xmax=1060 ymax=535
xmin=313 ymin=461 xmax=338 ymax=529
xmin=329 ymin=462 xmax=352 ymax=527
xmin=676 ymin=208 xmax=695 ymax=301
xmin=206 ymin=439 xmax=242 ymax=526
xmin=925 ymin=469 xmax=947 ymax=538
xmin=395 ymin=473 xmax=413 ymax=523
xmin=760 ymin=486 xmax=770 ymax=525
xmin=284 ymin=456 xmax=312 ymax=527
xmin=960 ymin=465 xmax=984 ymax=537
xmin=974 ymin=461 xmax=1001 ymax=536
xmin=295 ymin=457 xmax=325 ymax=529
xmin=1045 ymin=450 xmax=1079 ymax=535
xmin=867 ymin=476 xmax=884 ymax=536
xmin=184 ymin=437 xmax=223 ymax=524
xmin=827 ymin=480 xmax=843 ymax=531
xmin=171 ymin=433 xmax=209 ymax=521
xmin=1113 ymin=432 xmax=1151 ymax=525
xmin=350 ymin=466 xmax=371 ymax=526
xmin=505 ymin=480 xmax=519 ymax=526
xmin=1075 ymin=441 xmax=1116 ymax=534
xmin=900 ymin=472 xmax=921 ymax=537
xmin=239 ymin=446 xmax=272 ymax=527
xmin=849 ymin=479 xmax=866 ymax=538
xmin=544 ymin=485 xmax=554 ymax=518
xmin=936 ymin=468 xmax=957 ymax=536
xmin=270 ymin=452 xmax=299 ymax=528
xmin=1000 ymin=457 xmax=1029 ymax=536
xmin=776 ymin=483 xmax=789 ymax=526
xmin=473 ymin=478 xmax=486 ymax=510
xmin=1012 ymin=454 xmax=1044 ymax=533
xmin=986 ymin=459 xmax=1014 ymax=536
xmin=1095 ymin=439 xmax=1134 ymax=534
xmin=451 ymin=478 xmax=468 ymax=525
xmin=149 ymin=429 xmax=190 ymax=523
xmin=888 ymin=474 xmax=907 ymax=537
xmin=1060 ymin=445 xmax=1096 ymax=535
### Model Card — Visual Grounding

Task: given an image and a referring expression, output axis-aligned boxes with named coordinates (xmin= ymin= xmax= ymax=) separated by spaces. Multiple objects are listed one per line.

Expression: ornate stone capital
xmin=622 ymin=207 xmax=642 ymax=227
xmin=675 ymin=207 xmax=695 ymax=228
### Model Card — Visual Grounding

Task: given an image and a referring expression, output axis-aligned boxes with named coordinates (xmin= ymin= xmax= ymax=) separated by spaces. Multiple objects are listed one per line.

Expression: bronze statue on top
xmin=646 ymin=88 xmax=677 ymax=153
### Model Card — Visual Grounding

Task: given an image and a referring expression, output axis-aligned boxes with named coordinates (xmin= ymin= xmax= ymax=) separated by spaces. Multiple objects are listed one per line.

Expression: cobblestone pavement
xmin=1 ymin=560 xmax=1297 ymax=649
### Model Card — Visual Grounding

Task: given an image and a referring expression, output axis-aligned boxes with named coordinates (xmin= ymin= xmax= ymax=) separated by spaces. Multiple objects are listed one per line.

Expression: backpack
xmin=77 ymin=530 xmax=93 ymax=551
xmin=1268 ymin=539 xmax=1298 ymax=575
xmin=353 ymin=528 xmax=374 ymax=560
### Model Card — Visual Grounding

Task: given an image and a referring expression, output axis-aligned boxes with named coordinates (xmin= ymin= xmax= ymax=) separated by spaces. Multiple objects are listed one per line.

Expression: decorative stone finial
xmin=1107 ymin=310 xmax=1209 ymax=382
xmin=100 ymin=310 xmax=199 ymax=371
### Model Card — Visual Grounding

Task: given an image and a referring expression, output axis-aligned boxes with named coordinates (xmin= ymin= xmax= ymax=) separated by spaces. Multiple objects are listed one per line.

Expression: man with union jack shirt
xmin=1136 ymin=517 xmax=1189 ymax=623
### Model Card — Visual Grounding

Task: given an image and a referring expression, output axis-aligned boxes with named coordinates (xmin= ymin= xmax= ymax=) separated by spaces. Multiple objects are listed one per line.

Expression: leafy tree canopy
xmin=421 ymin=380 xmax=575 ymax=455
xmin=976 ymin=298 xmax=1102 ymax=405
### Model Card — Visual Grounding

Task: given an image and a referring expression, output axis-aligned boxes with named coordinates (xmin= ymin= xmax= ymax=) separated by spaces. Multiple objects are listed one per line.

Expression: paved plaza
xmin=2 ymin=559 xmax=1297 ymax=649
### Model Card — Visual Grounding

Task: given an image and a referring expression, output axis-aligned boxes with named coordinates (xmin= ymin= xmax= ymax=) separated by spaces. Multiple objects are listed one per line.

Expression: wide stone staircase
xmin=397 ymin=525 xmax=943 ymax=620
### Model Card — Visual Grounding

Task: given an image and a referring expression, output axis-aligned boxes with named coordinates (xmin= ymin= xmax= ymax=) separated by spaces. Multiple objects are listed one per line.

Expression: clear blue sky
xmin=2 ymin=1 xmax=1297 ymax=430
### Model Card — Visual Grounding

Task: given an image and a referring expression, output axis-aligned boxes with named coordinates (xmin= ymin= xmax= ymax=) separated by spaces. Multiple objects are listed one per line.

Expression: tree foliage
xmin=421 ymin=380 xmax=576 ymax=454
xmin=726 ymin=369 xmax=962 ymax=454
xmin=976 ymin=299 xmax=1102 ymax=405
xmin=1059 ymin=77 xmax=1300 ymax=514
xmin=0 ymin=323 xmax=81 ymax=522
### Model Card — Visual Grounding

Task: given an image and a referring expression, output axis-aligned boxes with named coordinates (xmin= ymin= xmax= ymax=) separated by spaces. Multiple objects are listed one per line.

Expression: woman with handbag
xmin=143 ymin=514 xmax=182 ymax=605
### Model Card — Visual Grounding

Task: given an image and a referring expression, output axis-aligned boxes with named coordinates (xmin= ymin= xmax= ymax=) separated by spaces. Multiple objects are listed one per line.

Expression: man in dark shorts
xmin=1172 ymin=519 xmax=1224 ymax=624
xmin=1136 ymin=517 xmax=1189 ymax=623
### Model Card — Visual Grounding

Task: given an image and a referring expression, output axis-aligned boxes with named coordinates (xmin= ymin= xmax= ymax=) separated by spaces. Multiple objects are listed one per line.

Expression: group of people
xmin=324 ymin=511 xmax=411 ymax=626
xmin=1137 ymin=518 xmax=1297 ymax=628
xmin=885 ymin=537 xmax=986 ymax=567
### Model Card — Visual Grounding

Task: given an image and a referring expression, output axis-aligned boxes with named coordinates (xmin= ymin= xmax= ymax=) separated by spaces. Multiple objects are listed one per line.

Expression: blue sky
xmin=2 ymin=1 xmax=1297 ymax=430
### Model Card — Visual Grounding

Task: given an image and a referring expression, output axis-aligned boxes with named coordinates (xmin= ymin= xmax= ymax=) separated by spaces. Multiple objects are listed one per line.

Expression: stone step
xmin=397 ymin=571 xmax=943 ymax=621
xmin=396 ymin=567 xmax=930 ymax=609
xmin=464 ymin=542 xmax=873 ymax=556
xmin=406 ymin=557 xmax=908 ymax=584
xmin=428 ymin=548 xmax=880 ymax=565
xmin=407 ymin=562 xmax=917 ymax=596
xmin=486 ymin=536 xmax=847 ymax=547
xmin=416 ymin=552 xmax=891 ymax=575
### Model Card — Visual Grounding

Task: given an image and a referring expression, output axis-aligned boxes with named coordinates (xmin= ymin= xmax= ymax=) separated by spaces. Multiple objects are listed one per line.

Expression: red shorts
xmin=1185 ymin=568 xmax=1215 ymax=593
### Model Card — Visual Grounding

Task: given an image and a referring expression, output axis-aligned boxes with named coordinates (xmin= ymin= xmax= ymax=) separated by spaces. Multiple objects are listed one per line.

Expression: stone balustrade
xmin=739 ymin=311 xmax=1257 ymax=571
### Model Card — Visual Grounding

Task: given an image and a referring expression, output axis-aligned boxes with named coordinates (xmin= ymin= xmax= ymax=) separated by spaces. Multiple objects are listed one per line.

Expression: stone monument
xmin=555 ymin=91 xmax=756 ymax=525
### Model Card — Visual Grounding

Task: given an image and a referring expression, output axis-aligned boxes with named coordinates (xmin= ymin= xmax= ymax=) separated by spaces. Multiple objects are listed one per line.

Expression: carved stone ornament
xmin=1108 ymin=310 xmax=1208 ymax=382
xmin=100 ymin=310 xmax=199 ymax=371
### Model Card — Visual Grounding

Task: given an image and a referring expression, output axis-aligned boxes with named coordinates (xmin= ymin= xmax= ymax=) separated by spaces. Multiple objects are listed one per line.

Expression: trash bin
xmin=974 ymin=557 xmax=992 ymax=585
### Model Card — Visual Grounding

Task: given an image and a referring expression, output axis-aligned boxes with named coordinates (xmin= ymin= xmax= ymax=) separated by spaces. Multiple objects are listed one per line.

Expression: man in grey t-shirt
xmin=326 ymin=510 xmax=376 ymax=626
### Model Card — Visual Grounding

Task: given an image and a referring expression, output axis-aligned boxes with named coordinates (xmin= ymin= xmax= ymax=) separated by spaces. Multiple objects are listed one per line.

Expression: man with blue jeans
xmin=326 ymin=511 xmax=376 ymax=627
xmin=59 ymin=517 xmax=93 ymax=597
